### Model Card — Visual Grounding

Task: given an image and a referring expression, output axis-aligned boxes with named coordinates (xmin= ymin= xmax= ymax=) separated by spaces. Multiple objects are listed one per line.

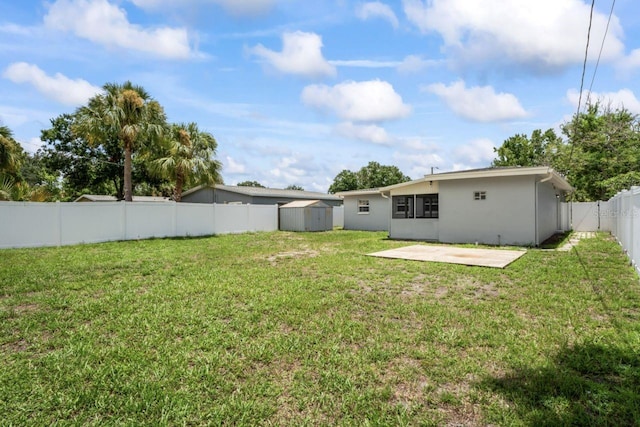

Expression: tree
xmin=74 ymin=81 xmax=166 ymax=201
xmin=237 ymin=180 xmax=265 ymax=187
xmin=492 ymin=128 xmax=565 ymax=168
xmin=328 ymin=162 xmax=411 ymax=193
xmin=285 ymin=184 xmax=304 ymax=191
xmin=150 ymin=123 xmax=222 ymax=201
xmin=562 ymin=103 xmax=640 ymax=200
xmin=0 ymin=125 xmax=21 ymax=175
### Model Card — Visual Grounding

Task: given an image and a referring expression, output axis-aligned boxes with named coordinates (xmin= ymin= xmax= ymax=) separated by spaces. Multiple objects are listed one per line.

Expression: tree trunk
xmin=174 ymin=170 xmax=184 ymax=202
xmin=124 ymin=144 xmax=133 ymax=202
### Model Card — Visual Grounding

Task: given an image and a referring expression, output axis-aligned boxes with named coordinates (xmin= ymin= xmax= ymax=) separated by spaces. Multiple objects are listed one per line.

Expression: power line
xmin=586 ymin=0 xmax=617 ymax=106
xmin=576 ymin=0 xmax=597 ymax=117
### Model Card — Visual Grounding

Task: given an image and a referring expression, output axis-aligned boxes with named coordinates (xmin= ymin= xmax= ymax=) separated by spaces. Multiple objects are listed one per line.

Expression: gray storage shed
xmin=279 ymin=200 xmax=333 ymax=232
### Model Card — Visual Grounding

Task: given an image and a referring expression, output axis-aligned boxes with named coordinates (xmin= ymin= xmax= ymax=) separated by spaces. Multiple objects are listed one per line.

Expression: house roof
xmin=380 ymin=166 xmax=574 ymax=192
xmin=334 ymin=188 xmax=383 ymax=197
xmin=280 ymin=200 xmax=330 ymax=208
xmin=182 ymin=184 xmax=341 ymax=200
xmin=74 ymin=195 xmax=171 ymax=202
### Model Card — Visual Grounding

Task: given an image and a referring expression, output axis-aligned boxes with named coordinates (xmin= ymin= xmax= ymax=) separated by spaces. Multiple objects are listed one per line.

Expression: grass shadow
xmin=539 ymin=231 xmax=573 ymax=249
xmin=482 ymin=342 xmax=640 ymax=426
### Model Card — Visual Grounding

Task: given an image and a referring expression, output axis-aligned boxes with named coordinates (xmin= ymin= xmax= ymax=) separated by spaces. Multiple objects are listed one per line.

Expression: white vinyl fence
xmin=0 ymin=202 xmax=278 ymax=249
xmin=608 ymin=187 xmax=640 ymax=275
xmin=333 ymin=205 xmax=344 ymax=228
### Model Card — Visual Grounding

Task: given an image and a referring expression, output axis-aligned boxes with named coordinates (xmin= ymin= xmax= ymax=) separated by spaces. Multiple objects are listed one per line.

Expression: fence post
xmin=56 ymin=201 xmax=62 ymax=247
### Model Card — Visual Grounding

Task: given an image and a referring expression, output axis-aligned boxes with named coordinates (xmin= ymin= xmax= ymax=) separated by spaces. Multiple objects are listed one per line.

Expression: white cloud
xmin=397 ymin=54 xmax=437 ymax=73
xmin=44 ymin=0 xmax=194 ymax=59
xmin=225 ymin=156 xmax=246 ymax=174
xmin=566 ymin=88 xmax=640 ymax=114
xmin=334 ymin=122 xmax=393 ymax=145
xmin=3 ymin=62 xmax=102 ymax=106
xmin=618 ymin=49 xmax=640 ymax=75
xmin=424 ymin=80 xmax=527 ymax=122
xmin=453 ymin=138 xmax=496 ymax=165
xmin=130 ymin=0 xmax=275 ymax=16
xmin=393 ymin=151 xmax=444 ymax=177
xmin=248 ymin=31 xmax=336 ymax=78
xmin=301 ymin=79 xmax=411 ymax=122
xmin=402 ymin=0 xmax=625 ymax=71
xmin=356 ymin=2 xmax=399 ymax=28
xmin=329 ymin=54 xmax=439 ymax=73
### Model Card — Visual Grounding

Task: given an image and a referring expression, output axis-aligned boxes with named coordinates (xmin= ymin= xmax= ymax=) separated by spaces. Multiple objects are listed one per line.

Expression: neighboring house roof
xmin=74 ymin=195 xmax=171 ymax=202
xmin=380 ymin=166 xmax=573 ymax=192
xmin=280 ymin=200 xmax=329 ymax=208
xmin=334 ymin=188 xmax=383 ymax=197
xmin=182 ymin=184 xmax=341 ymax=201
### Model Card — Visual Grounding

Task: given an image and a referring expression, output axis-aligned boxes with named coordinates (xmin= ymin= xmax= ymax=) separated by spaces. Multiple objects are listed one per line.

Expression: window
xmin=358 ymin=199 xmax=370 ymax=214
xmin=474 ymin=191 xmax=486 ymax=200
xmin=416 ymin=194 xmax=439 ymax=218
xmin=392 ymin=196 xmax=414 ymax=219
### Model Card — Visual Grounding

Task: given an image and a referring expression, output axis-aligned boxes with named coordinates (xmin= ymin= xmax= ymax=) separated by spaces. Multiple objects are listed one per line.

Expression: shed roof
xmin=182 ymin=184 xmax=341 ymax=201
xmin=280 ymin=200 xmax=330 ymax=208
xmin=380 ymin=166 xmax=573 ymax=192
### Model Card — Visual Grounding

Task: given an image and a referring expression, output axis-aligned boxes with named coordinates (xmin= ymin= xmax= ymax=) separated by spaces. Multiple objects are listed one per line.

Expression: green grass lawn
xmin=1 ymin=231 xmax=639 ymax=426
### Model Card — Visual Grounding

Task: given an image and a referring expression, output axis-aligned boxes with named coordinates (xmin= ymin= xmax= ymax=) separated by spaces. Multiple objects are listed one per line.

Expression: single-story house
xmin=334 ymin=188 xmax=389 ymax=231
xmin=340 ymin=166 xmax=573 ymax=246
xmin=180 ymin=184 xmax=342 ymax=207
xmin=74 ymin=195 xmax=171 ymax=202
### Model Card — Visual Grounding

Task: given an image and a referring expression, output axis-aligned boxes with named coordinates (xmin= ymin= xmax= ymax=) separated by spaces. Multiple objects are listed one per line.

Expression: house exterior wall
xmin=437 ymin=176 xmax=537 ymax=246
xmin=388 ymin=181 xmax=439 ymax=240
xmin=536 ymin=180 xmax=562 ymax=244
xmin=181 ymin=187 xmax=215 ymax=203
xmin=343 ymin=194 xmax=389 ymax=231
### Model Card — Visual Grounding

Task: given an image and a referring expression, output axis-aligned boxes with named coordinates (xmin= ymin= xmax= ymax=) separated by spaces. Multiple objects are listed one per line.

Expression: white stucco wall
xmin=438 ymin=176 xmax=537 ymax=246
xmin=343 ymin=195 xmax=389 ymax=231
xmin=536 ymin=180 xmax=562 ymax=244
xmin=388 ymin=181 xmax=439 ymax=240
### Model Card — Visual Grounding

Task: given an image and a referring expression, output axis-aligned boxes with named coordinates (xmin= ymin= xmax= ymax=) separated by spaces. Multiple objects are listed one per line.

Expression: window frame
xmin=392 ymin=195 xmax=414 ymax=219
xmin=357 ymin=199 xmax=370 ymax=214
xmin=473 ymin=191 xmax=487 ymax=201
xmin=416 ymin=194 xmax=439 ymax=218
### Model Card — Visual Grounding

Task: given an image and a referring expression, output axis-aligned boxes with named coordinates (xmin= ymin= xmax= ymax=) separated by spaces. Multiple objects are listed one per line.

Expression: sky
xmin=1 ymin=0 xmax=640 ymax=193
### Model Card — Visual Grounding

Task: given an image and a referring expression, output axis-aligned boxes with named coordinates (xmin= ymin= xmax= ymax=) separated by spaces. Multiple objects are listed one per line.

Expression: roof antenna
xmin=431 ymin=166 xmax=439 ymax=175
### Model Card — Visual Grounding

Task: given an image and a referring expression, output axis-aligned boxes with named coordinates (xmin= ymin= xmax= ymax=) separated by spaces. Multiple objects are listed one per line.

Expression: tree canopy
xmin=491 ymin=103 xmax=640 ymax=201
xmin=150 ymin=123 xmax=222 ymax=201
xmin=237 ymin=180 xmax=265 ymax=188
xmin=328 ymin=161 xmax=411 ymax=193
xmin=285 ymin=184 xmax=304 ymax=191
xmin=74 ymin=81 xmax=166 ymax=201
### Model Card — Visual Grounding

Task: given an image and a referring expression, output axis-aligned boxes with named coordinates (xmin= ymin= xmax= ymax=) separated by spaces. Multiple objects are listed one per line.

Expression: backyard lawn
xmin=1 ymin=231 xmax=639 ymax=426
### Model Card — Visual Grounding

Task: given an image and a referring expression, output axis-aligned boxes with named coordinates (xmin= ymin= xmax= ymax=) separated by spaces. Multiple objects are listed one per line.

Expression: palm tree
xmin=0 ymin=125 xmax=21 ymax=174
xmin=74 ymin=82 xmax=166 ymax=201
xmin=151 ymin=123 xmax=222 ymax=201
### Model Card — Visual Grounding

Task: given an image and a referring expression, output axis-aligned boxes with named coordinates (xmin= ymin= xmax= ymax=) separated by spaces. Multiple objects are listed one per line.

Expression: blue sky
xmin=1 ymin=0 xmax=640 ymax=192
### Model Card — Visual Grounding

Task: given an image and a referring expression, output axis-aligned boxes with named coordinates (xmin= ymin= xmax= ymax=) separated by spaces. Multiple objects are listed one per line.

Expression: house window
xmin=392 ymin=196 xmax=414 ymax=219
xmin=416 ymin=194 xmax=439 ymax=218
xmin=474 ymin=191 xmax=486 ymax=200
xmin=358 ymin=199 xmax=370 ymax=214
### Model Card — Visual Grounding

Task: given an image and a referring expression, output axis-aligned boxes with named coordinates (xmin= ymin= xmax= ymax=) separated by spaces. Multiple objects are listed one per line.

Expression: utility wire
xmin=586 ymin=0 xmax=617 ymax=106
xmin=568 ymin=0 xmax=597 ymax=172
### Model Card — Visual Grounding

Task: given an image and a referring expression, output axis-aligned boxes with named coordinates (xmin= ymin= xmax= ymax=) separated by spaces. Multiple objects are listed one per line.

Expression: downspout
xmin=380 ymin=190 xmax=391 ymax=238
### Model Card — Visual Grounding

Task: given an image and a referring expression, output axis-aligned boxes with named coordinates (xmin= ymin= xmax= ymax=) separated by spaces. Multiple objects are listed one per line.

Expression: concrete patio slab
xmin=367 ymin=245 xmax=526 ymax=268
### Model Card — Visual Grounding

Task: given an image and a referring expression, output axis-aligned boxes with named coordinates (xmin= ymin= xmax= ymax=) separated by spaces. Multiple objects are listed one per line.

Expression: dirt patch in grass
xmin=14 ymin=303 xmax=40 ymax=314
xmin=266 ymin=248 xmax=319 ymax=265
xmin=2 ymin=339 xmax=29 ymax=353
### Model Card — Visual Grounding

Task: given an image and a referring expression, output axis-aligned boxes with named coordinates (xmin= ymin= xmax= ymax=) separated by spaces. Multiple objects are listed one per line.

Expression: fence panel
xmin=60 ymin=202 xmax=124 ymax=245
xmin=333 ymin=206 xmax=344 ymax=228
xmin=0 ymin=202 xmax=59 ymax=248
xmin=608 ymin=187 xmax=640 ymax=276
xmin=0 ymin=202 xmax=279 ymax=249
